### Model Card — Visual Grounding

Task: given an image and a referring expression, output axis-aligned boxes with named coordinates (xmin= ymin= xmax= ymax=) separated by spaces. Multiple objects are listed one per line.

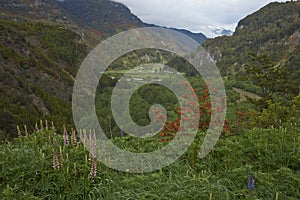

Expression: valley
xmin=0 ymin=0 xmax=299 ymax=199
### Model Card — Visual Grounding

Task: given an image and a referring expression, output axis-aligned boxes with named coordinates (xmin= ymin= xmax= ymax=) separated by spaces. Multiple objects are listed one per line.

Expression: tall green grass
xmin=0 ymin=125 xmax=299 ymax=199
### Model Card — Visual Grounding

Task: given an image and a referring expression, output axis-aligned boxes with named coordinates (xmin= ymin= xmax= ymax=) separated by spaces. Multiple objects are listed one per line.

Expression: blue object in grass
xmin=248 ymin=173 xmax=255 ymax=190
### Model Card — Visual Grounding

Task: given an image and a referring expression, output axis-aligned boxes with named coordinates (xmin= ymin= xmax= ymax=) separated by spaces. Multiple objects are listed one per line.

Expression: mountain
xmin=171 ymin=28 xmax=207 ymax=44
xmin=58 ymin=0 xmax=144 ymax=37
xmin=202 ymin=26 xmax=234 ymax=38
xmin=169 ymin=27 xmax=207 ymax=44
xmin=145 ymin=23 xmax=207 ymax=44
xmin=3 ymin=0 xmax=300 ymax=139
xmin=58 ymin=0 xmax=207 ymax=44
xmin=1 ymin=0 xmax=207 ymax=45
xmin=203 ymin=1 xmax=300 ymax=96
xmin=0 ymin=0 xmax=207 ymax=139
xmin=0 ymin=0 xmax=143 ymax=46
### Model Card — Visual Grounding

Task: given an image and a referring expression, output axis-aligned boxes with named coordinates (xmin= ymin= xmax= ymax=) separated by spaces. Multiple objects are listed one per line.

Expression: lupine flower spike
xmin=53 ymin=150 xmax=60 ymax=169
xmin=71 ymin=128 xmax=77 ymax=145
xmin=63 ymin=125 xmax=69 ymax=146
xmin=89 ymin=157 xmax=97 ymax=182
xmin=89 ymin=130 xmax=97 ymax=160
xmin=248 ymin=173 xmax=255 ymax=191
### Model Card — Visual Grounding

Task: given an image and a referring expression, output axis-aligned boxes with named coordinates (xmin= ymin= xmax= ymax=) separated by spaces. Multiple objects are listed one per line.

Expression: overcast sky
xmin=115 ymin=0 xmax=287 ymax=37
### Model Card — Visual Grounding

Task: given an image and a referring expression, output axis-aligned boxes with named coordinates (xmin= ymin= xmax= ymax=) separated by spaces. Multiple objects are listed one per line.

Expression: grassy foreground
xmin=0 ymin=125 xmax=299 ymax=200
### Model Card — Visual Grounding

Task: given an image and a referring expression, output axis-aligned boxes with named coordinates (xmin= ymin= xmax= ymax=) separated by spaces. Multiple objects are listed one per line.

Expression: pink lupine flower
xmin=71 ymin=128 xmax=77 ymax=145
xmin=89 ymin=130 xmax=96 ymax=160
xmin=63 ymin=125 xmax=69 ymax=146
xmin=89 ymin=157 xmax=97 ymax=182
xmin=53 ymin=150 xmax=60 ymax=170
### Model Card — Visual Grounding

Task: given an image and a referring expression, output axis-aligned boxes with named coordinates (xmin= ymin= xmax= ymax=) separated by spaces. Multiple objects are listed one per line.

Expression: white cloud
xmin=115 ymin=0 xmax=288 ymax=36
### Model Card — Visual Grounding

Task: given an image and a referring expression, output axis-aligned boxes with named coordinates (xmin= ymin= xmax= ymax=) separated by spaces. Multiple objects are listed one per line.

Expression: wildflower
xmin=248 ymin=173 xmax=255 ymax=191
xmin=63 ymin=125 xmax=69 ymax=146
xmin=89 ymin=131 xmax=96 ymax=161
xmin=71 ymin=128 xmax=77 ymax=145
xmin=53 ymin=150 xmax=60 ymax=169
xmin=89 ymin=157 xmax=97 ymax=182
xmin=93 ymin=129 xmax=97 ymax=141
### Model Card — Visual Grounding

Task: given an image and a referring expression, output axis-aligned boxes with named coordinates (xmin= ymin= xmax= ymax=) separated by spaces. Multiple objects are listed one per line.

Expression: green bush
xmin=249 ymin=93 xmax=300 ymax=128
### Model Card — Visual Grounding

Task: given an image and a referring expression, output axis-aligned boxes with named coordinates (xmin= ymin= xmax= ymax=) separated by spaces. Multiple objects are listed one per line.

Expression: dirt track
xmin=232 ymin=87 xmax=262 ymax=103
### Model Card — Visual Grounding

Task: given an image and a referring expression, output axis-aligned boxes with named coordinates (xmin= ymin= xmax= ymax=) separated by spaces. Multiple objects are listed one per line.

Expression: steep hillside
xmin=0 ymin=0 xmax=144 ymax=46
xmin=59 ymin=0 xmax=207 ymax=43
xmin=0 ymin=20 xmax=87 ymax=139
xmin=203 ymin=1 xmax=300 ymax=96
xmin=0 ymin=0 xmax=208 ymax=139
xmin=59 ymin=0 xmax=144 ymax=36
xmin=1 ymin=0 xmax=207 ymax=45
xmin=1 ymin=0 xmax=71 ymax=23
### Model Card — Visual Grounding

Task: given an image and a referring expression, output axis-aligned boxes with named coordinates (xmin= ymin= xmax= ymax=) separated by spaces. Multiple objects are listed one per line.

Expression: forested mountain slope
xmin=203 ymin=1 xmax=300 ymax=97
